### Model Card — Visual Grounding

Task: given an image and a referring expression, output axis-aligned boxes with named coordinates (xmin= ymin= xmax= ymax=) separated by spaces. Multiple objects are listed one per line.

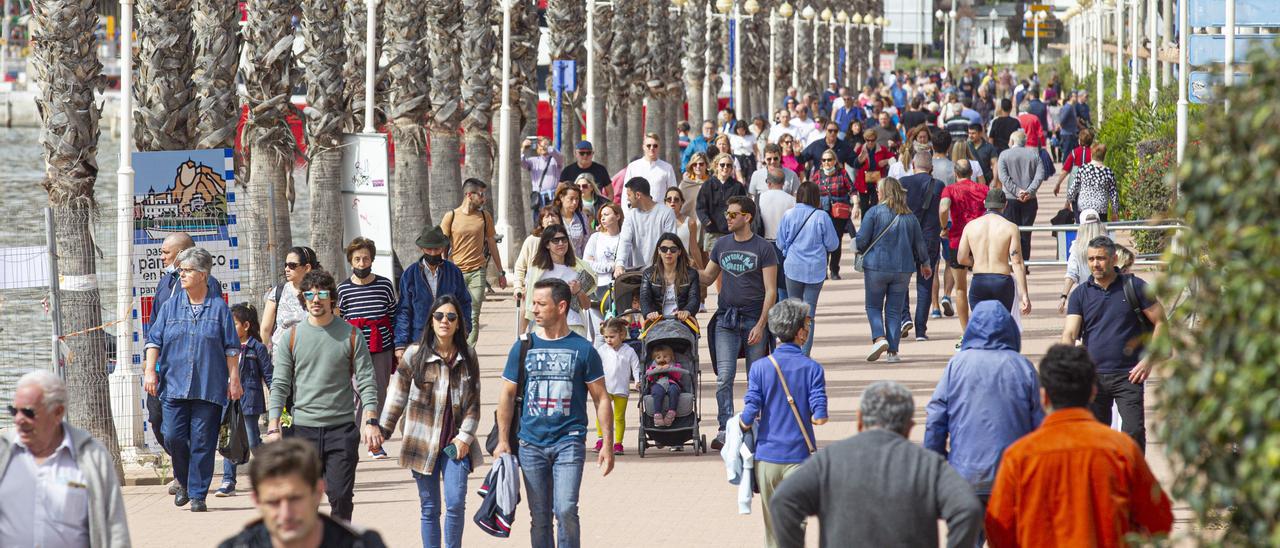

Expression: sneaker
xmin=885 ymin=353 xmax=901 ymax=363
xmin=190 ymin=500 xmax=207 ymax=512
xmin=167 ymin=480 xmax=179 ymax=496
xmin=174 ymin=486 xmax=190 ymax=507
xmin=941 ymin=297 xmax=955 ymax=317
xmin=711 ymin=431 xmax=726 ymax=451
xmin=593 ymin=439 xmax=604 ymax=452
xmin=867 ymin=339 xmax=889 ymax=362
xmin=369 ymin=448 xmax=389 ymax=460
xmin=830 ymin=271 xmax=842 ymax=280
xmin=900 ymin=321 xmax=914 ymax=339
xmin=214 ymin=483 xmax=235 ymax=497
xmin=915 ymin=335 xmax=929 ymax=342
xmin=612 ymin=443 xmax=625 ymax=455
xmin=665 ymin=410 xmax=677 ymax=425
xmin=930 ymin=309 xmax=942 ymax=319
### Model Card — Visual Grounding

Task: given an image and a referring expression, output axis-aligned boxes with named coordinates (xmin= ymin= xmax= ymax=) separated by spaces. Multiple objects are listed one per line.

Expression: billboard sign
xmin=340 ymin=133 xmax=395 ymax=283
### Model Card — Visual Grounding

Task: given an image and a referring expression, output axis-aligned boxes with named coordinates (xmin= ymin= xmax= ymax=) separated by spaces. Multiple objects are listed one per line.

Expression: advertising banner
xmin=340 ymin=134 xmax=395 ymax=283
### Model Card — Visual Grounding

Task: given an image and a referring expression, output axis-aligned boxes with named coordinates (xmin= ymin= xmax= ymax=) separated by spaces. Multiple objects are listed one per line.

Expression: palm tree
xmin=135 ymin=0 xmax=196 ymax=150
xmin=682 ymin=0 xmax=707 ymax=126
xmin=241 ymin=0 xmax=299 ymax=302
xmin=663 ymin=3 xmax=684 ymax=164
xmin=31 ymin=0 xmax=121 ymax=469
xmin=503 ymin=0 xmax=541 ymax=238
xmin=795 ymin=8 xmax=813 ymax=98
xmin=343 ymin=0 xmax=385 ymax=133
xmin=426 ymin=0 xmax=463 ymax=225
xmin=706 ymin=12 xmax=724 ymax=122
xmin=302 ymin=0 xmax=350 ymax=272
xmin=384 ymin=0 xmax=432 ymax=265
xmin=606 ymin=0 xmax=639 ymax=171
xmin=588 ymin=1 xmax=612 ymax=166
xmin=546 ymin=0 xmax=586 ymax=148
xmin=643 ymin=0 xmax=664 ymax=158
xmin=193 ymin=0 xmax=241 ymax=149
xmin=461 ymin=0 xmax=496 ymax=182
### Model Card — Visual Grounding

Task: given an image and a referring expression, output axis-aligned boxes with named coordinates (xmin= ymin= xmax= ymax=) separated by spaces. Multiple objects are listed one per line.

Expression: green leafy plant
xmin=1153 ymin=43 xmax=1280 ymax=544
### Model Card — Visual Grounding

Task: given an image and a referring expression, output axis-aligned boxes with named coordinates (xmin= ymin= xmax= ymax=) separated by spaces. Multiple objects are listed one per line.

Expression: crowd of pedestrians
xmin=1 ymin=63 xmax=1182 ymax=548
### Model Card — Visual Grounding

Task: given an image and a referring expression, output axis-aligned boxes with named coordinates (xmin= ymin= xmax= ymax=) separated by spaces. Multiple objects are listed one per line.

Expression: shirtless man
xmin=956 ymin=187 xmax=1031 ymax=316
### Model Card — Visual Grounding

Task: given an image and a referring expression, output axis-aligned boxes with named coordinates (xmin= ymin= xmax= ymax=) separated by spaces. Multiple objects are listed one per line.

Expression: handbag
xmin=485 ymin=335 xmax=534 ymax=455
xmin=218 ymin=400 xmax=251 ymax=465
xmin=865 ymin=170 xmax=882 ymax=185
xmin=830 ymin=201 xmax=852 ymax=220
xmin=767 ymin=355 xmax=815 ymax=454
xmin=853 ymin=214 xmax=900 ymax=273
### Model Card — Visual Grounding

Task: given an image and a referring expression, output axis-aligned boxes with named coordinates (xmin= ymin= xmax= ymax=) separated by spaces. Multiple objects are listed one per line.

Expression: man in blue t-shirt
xmin=1061 ymin=236 xmax=1164 ymax=453
xmin=700 ymin=196 xmax=779 ymax=450
xmin=494 ymin=278 xmax=613 ymax=546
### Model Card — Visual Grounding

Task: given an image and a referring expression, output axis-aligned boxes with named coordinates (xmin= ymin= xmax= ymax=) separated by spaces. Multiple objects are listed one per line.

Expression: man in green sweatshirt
xmin=265 ymin=270 xmax=382 ymax=521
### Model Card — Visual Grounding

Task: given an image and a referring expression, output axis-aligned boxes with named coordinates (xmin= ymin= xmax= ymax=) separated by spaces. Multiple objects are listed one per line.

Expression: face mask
xmin=913 ymin=142 xmax=931 ymax=153
xmin=822 ymin=166 xmax=836 ymax=175
xmin=423 ymin=254 xmax=444 ymax=266
xmin=352 ymin=266 xmax=372 ymax=278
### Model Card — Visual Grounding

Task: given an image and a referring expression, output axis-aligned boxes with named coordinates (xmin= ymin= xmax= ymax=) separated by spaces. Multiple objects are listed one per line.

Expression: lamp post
xmin=949 ymin=10 xmax=957 ymax=70
xmin=803 ymin=5 xmax=816 ymax=88
xmin=989 ymin=8 xmax=997 ymax=67
xmin=850 ymin=13 xmax=863 ymax=85
xmin=871 ymin=17 xmax=886 ymax=75
xmin=744 ymin=0 xmax=760 ymax=106
xmin=935 ymin=9 xmax=947 ymax=74
xmin=823 ymin=7 xmax=834 ymax=85
xmin=1026 ymin=10 xmax=1046 ymax=76
xmin=585 ymin=0 xmax=596 ymax=146
xmin=781 ymin=2 xmax=797 ymax=93
xmin=1115 ymin=0 xmax=1123 ymax=100
xmin=768 ymin=7 xmax=777 ymax=110
xmin=837 ymin=10 xmax=849 ymax=87
xmin=1096 ymin=1 xmax=1105 ymax=124
xmin=113 ymin=0 xmax=141 ymax=452
xmin=1129 ymin=0 xmax=1138 ymax=100
xmin=363 ymin=0 xmax=379 ymax=133
xmin=496 ymin=0 xmax=516 ymax=263
xmin=1147 ymin=0 xmax=1157 ymax=105
xmin=1176 ymin=0 xmax=1187 ymax=161
xmin=714 ymin=0 xmax=739 ymax=110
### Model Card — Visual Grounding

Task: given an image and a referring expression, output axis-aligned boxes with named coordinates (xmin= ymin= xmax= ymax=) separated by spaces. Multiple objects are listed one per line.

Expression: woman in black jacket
xmin=640 ymin=233 xmax=702 ymax=322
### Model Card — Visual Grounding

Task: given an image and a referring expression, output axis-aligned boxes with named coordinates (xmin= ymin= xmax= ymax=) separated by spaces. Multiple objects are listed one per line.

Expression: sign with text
xmin=1190 ymin=0 xmax=1280 ymax=28
xmin=1188 ymin=34 xmax=1280 ymax=66
xmin=340 ymin=133 xmax=395 ymax=283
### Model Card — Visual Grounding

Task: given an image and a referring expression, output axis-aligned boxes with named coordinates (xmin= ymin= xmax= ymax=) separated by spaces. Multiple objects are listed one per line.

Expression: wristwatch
xmin=366 ymin=418 xmax=379 ymax=427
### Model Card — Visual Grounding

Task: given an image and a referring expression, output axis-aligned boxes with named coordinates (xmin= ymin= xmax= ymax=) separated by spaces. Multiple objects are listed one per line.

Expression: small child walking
xmin=646 ymin=344 xmax=684 ymax=427
xmin=593 ymin=318 xmax=640 ymax=454
xmin=215 ymin=303 xmax=273 ymax=497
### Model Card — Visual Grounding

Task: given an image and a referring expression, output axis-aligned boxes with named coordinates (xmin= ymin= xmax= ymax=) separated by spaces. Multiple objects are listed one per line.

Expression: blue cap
xmin=575 ymin=140 xmax=593 ymax=151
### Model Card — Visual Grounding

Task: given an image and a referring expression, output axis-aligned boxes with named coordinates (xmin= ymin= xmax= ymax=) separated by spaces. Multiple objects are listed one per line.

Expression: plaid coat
xmin=378 ymin=344 xmax=482 ymax=474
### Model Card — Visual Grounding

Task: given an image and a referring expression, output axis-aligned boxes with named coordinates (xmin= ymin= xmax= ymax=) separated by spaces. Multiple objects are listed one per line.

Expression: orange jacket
xmin=985 ymin=408 xmax=1173 ymax=547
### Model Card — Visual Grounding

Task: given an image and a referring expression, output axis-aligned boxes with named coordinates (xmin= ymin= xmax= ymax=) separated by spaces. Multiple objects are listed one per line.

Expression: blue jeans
xmin=785 ymin=278 xmax=824 ymax=356
xmin=899 ymin=249 xmax=939 ymax=337
xmin=519 ymin=438 xmax=586 ymax=548
xmin=413 ymin=453 xmax=472 ymax=548
xmin=714 ymin=313 xmax=769 ymax=431
xmin=161 ymin=398 xmax=223 ymax=501
xmin=864 ymin=270 xmax=911 ymax=352
xmin=220 ymin=413 xmax=262 ymax=486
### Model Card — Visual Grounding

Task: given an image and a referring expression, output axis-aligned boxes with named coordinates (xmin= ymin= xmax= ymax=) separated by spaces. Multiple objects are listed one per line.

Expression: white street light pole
xmin=1096 ymin=1 xmax=1106 ymax=125
xmin=363 ymin=0 xmax=378 ymax=133
xmin=838 ymin=11 xmax=849 ymax=88
xmin=949 ymin=10 xmax=956 ymax=71
xmin=733 ymin=3 xmax=742 ymax=111
xmin=585 ymin=0 xmax=596 ymax=146
xmin=1115 ymin=0 xmax=1124 ymax=101
xmin=790 ymin=5 xmax=799 ymax=92
xmin=806 ymin=6 xmax=818 ymax=87
xmin=936 ymin=10 xmax=947 ymax=74
xmin=1147 ymin=0 xmax=1157 ymax=105
xmin=1175 ymin=0 xmax=1187 ymax=161
xmin=496 ymin=0 xmax=515 ymax=264
xmin=825 ymin=9 xmax=835 ymax=84
xmin=704 ymin=2 xmax=714 ymax=118
xmin=768 ymin=8 xmax=777 ymax=110
xmin=1225 ymin=0 xmax=1235 ymax=90
xmin=1129 ymin=0 xmax=1138 ymax=100
xmin=113 ymin=0 xmax=141 ymax=453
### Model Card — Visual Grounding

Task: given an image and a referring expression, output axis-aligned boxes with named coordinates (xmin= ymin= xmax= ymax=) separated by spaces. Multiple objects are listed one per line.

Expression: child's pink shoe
xmin=593 ymin=439 xmax=603 ymax=452
xmin=664 ymin=410 xmax=677 ymax=425
xmin=612 ymin=443 xmax=625 ymax=455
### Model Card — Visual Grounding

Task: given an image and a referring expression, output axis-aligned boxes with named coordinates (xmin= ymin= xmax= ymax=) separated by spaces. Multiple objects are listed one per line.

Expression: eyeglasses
xmin=826 ymin=128 xmax=839 ymax=133
xmin=302 ymin=290 xmax=331 ymax=301
xmin=690 ymin=161 xmax=706 ymax=167
xmin=658 ymin=245 xmax=681 ymax=254
xmin=725 ymin=211 xmax=745 ymax=220
xmin=284 ymin=262 xmax=302 ymax=270
xmin=577 ymin=182 xmax=593 ymax=189
xmin=178 ymin=267 xmax=199 ymax=275
xmin=549 ymin=236 xmax=569 ymax=245
xmin=433 ymin=311 xmax=459 ymax=322
xmin=644 ymin=144 xmax=659 ymax=149
xmin=717 ymin=162 xmax=732 ymax=168
xmin=7 ymin=405 xmax=36 ymax=419
xmin=665 ymin=196 xmax=681 ymax=203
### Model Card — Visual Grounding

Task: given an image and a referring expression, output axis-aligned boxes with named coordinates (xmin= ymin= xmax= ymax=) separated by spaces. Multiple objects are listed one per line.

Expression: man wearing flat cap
xmin=394 ymin=226 xmax=474 ymax=362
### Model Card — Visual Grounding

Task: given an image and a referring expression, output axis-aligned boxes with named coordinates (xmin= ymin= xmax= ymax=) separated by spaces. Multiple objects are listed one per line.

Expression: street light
xmin=768 ymin=6 xmax=777 ymax=110
xmin=1025 ymin=10 xmax=1047 ymax=76
xmin=988 ymin=8 xmax=998 ymax=67
xmin=837 ymin=10 xmax=849 ymax=87
xmin=935 ymin=9 xmax=947 ymax=74
xmin=743 ymin=0 xmax=759 ymax=109
xmin=822 ymin=7 xmax=834 ymax=85
xmin=781 ymin=2 xmax=797 ymax=92
xmin=850 ymin=12 xmax=863 ymax=85
xmin=949 ymin=10 xmax=957 ymax=73
xmin=803 ymin=5 xmax=816 ymax=89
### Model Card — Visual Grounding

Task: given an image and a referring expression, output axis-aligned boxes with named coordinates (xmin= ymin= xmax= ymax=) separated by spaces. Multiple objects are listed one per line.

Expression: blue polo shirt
xmin=1067 ymin=271 xmax=1154 ymax=374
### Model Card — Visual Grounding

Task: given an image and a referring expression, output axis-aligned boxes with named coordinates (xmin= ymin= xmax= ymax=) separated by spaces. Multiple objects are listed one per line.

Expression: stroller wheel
xmin=699 ymin=434 xmax=707 ymax=455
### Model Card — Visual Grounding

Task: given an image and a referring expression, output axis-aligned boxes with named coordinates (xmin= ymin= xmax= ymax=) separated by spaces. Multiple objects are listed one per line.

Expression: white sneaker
xmin=885 ymin=353 xmax=902 ymax=363
xmin=867 ymin=339 xmax=890 ymax=362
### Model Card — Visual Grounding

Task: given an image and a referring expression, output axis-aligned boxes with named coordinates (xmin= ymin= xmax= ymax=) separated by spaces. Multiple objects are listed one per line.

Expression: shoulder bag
xmin=853 ymin=214 xmax=900 ymax=273
xmin=485 ymin=335 xmax=534 ymax=456
xmin=767 ymin=355 xmax=815 ymax=454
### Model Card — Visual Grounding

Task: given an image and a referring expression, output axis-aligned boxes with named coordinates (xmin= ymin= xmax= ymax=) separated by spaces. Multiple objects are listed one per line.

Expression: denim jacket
xmin=144 ymin=289 xmax=240 ymax=405
xmin=854 ymin=204 xmax=929 ymax=273
xmin=236 ymin=338 xmax=273 ymax=416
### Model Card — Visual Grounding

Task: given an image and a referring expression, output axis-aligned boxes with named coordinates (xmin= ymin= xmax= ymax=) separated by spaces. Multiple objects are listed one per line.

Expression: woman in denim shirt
xmin=777 ymin=183 xmax=840 ymax=356
xmin=854 ymin=178 xmax=933 ymax=363
xmin=142 ymin=247 xmax=242 ymax=512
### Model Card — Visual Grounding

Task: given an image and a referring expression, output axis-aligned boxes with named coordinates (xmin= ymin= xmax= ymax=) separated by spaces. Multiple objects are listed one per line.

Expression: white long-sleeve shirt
xmin=615 ymin=203 xmax=677 ymax=270
xmin=583 ymin=231 xmax=622 ymax=288
xmin=622 ymin=158 xmax=678 ymax=210
xmin=593 ymin=340 xmax=641 ymax=396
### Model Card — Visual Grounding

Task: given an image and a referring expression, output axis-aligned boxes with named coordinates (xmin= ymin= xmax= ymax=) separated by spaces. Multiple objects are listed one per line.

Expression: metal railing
xmin=1018 ymin=220 xmax=1185 ymax=267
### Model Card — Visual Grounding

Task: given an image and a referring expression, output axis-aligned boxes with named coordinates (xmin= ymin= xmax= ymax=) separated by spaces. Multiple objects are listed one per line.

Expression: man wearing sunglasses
xmin=0 ymin=370 xmax=131 ymax=546
xmin=394 ymin=226 xmax=474 ymax=361
xmin=748 ymin=143 xmax=800 ymax=196
xmin=695 ymin=153 xmax=748 ymax=255
xmin=621 ymin=133 xmax=677 ymax=210
xmin=560 ymin=140 xmax=613 ymax=201
xmin=266 ymin=270 xmax=381 ymax=522
xmin=440 ymin=179 xmax=508 ymax=347
xmin=798 ymin=121 xmax=860 ymax=177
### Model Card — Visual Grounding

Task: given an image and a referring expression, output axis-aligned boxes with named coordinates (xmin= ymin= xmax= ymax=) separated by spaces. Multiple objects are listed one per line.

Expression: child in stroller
xmin=645 ymin=344 xmax=683 ymax=426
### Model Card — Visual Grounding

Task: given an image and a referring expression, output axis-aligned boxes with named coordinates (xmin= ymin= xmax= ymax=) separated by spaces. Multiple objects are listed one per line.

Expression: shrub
xmin=1153 ymin=45 xmax=1280 ymax=544
xmin=1126 ymin=142 xmax=1175 ymax=253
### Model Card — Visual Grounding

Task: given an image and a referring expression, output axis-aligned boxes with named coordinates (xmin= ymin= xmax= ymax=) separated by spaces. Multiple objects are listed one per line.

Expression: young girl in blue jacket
xmin=215 ymin=303 xmax=273 ymax=496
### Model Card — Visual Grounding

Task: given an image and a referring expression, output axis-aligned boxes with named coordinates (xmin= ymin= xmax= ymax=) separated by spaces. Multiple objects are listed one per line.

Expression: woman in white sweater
xmin=583 ymin=202 xmax=624 ymax=301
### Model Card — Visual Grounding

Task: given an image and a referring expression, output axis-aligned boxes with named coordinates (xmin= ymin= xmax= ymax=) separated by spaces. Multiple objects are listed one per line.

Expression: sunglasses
xmin=7 ymin=405 xmax=36 ymax=419
xmin=725 ymin=211 xmax=746 ymax=220
xmin=433 ymin=311 xmax=459 ymax=322
xmin=658 ymin=245 xmax=681 ymax=254
xmin=302 ymin=290 xmax=331 ymax=301
xmin=644 ymin=144 xmax=659 ymax=149
xmin=717 ymin=163 xmax=732 ymax=168
xmin=765 ymin=156 xmax=780 ymax=163
xmin=576 ymin=150 xmax=593 ymax=155
xmin=822 ymin=158 xmax=836 ymax=163
xmin=691 ymin=161 xmax=706 ymax=167
xmin=826 ymin=128 xmax=839 ymax=133
xmin=549 ymin=236 xmax=569 ymax=245
xmin=284 ymin=262 xmax=302 ymax=270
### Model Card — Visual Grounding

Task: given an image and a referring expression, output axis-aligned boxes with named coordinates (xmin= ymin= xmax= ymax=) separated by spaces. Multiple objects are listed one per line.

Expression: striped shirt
xmin=337 ymin=275 xmax=397 ymax=347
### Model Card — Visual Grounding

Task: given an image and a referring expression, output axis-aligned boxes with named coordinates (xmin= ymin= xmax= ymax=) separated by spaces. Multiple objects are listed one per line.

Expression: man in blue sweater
xmin=394 ymin=226 xmax=473 ymax=360
xmin=740 ymin=299 xmax=828 ymax=548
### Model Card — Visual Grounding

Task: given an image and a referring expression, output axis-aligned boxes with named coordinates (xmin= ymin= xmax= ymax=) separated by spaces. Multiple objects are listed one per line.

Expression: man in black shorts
xmin=956 ymin=188 xmax=1031 ymax=317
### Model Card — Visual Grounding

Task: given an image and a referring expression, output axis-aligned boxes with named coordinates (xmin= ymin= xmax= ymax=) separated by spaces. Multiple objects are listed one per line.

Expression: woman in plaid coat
xmin=375 ymin=294 xmax=482 ymax=548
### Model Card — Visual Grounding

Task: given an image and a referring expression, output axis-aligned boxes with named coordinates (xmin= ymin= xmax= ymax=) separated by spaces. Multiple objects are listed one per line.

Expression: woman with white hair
xmin=738 ymin=298 xmax=829 ymax=548
xmin=1058 ymin=209 xmax=1109 ymax=314
xmin=142 ymin=247 xmax=242 ymax=512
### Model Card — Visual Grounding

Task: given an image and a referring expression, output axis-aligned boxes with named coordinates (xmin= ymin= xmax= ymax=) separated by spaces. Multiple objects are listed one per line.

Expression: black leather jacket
xmin=639 ymin=265 xmax=702 ymax=318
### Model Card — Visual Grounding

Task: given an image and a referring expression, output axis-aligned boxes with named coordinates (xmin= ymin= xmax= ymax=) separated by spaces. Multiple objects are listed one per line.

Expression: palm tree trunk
xmin=643 ymin=0 xmax=663 ymax=148
xmin=547 ymin=0 xmax=586 ymax=150
xmin=460 ymin=0 xmax=495 ymax=182
xmin=707 ymin=15 xmax=724 ymax=119
xmin=772 ymin=0 xmax=791 ymax=111
xmin=427 ymin=0 xmax=463 ymax=224
xmin=242 ymin=0 xmax=300 ymax=301
xmin=31 ymin=0 xmax=120 ymax=470
xmin=608 ymin=0 xmax=639 ymax=171
xmin=385 ymin=0 xmax=432 ymax=265
xmin=343 ymin=0 xmax=385 ymax=133
xmin=664 ymin=7 xmax=683 ymax=164
xmin=682 ymin=0 xmax=706 ymax=126
xmin=135 ymin=0 xmax=196 ymax=151
xmin=193 ymin=0 xmax=241 ymax=149
xmin=303 ymin=0 xmax=350 ymax=272
xmin=589 ymin=1 xmax=611 ymax=165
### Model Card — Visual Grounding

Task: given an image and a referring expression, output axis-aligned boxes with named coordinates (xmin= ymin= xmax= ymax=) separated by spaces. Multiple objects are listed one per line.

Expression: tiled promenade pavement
xmin=122 ymin=183 xmax=1196 ymax=546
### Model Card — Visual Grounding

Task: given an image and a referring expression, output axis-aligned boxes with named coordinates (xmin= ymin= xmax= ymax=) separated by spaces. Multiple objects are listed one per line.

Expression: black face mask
xmin=352 ymin=266 xmax=372 ymax=278
xmin=423 ymin=253 xmax=444 ymax=266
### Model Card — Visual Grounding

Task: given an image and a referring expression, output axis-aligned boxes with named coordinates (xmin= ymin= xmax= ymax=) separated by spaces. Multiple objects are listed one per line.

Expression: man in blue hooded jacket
xmin=394 ymin=225 xmax=473 ymax=360
xmin=924 ymin=301 xmax=1043 ymax=510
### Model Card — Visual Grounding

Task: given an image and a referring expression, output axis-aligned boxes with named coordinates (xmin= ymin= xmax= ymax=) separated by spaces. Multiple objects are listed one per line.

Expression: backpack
xmin=1122 ymin=274 xmax=1155 ymax=333
xmin=442 ymin=208 xmax=493 ymax=260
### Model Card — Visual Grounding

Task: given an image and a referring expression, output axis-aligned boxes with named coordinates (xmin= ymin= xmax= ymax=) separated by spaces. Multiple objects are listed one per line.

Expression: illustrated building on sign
xmin=133 ymin=159 xmax=229 ymax=240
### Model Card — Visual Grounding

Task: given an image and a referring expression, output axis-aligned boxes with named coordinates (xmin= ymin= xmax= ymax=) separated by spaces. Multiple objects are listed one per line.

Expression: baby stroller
xmin=636 ymin=317 xmax=705 ymax=457
xmin=598 ymin=269 xmax=647 ymax=357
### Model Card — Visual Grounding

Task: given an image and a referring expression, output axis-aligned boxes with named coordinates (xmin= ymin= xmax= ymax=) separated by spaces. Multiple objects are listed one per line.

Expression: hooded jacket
xmin=924 ymin=301 xmax=1044 ymax=494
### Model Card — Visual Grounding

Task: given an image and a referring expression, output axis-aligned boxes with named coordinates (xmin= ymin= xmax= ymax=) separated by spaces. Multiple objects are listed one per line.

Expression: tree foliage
xmin=1154 ymin=44 xmax=1280 ymax=545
